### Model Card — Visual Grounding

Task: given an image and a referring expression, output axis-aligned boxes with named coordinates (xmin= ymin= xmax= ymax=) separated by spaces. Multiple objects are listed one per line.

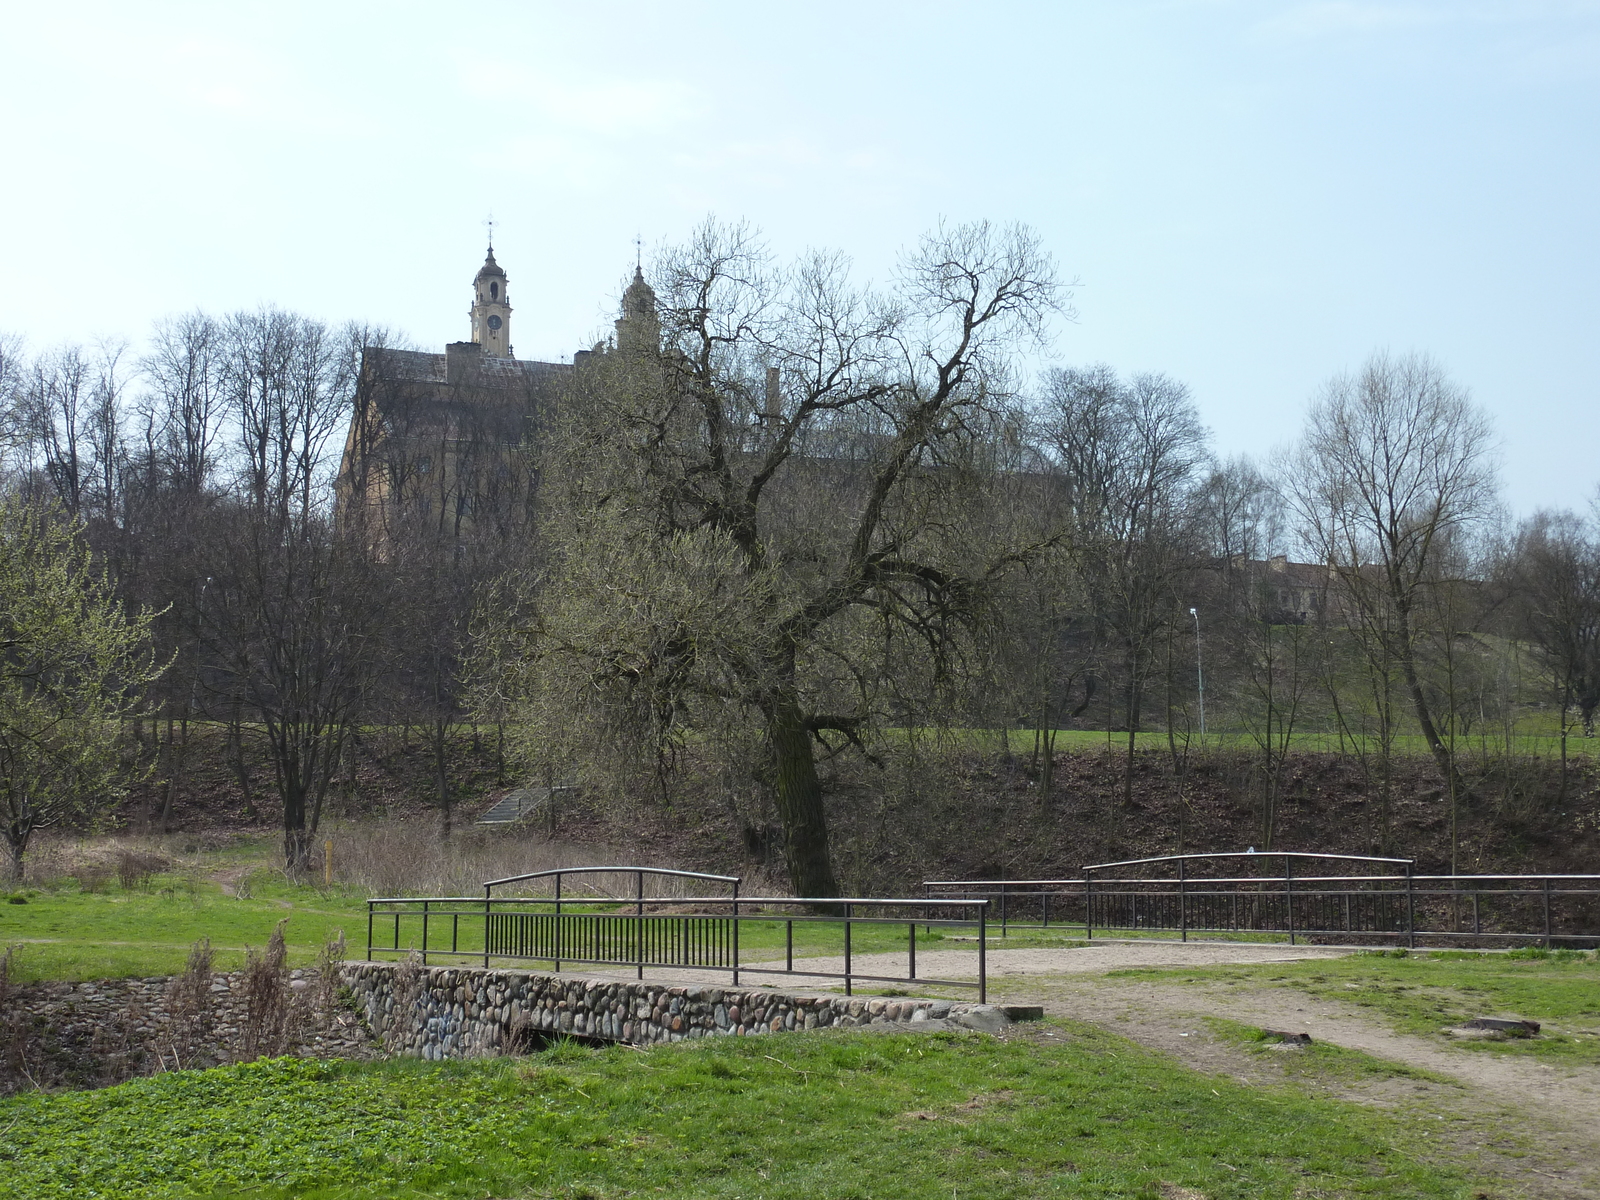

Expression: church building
xmin=335 ymin=245 xmax=658 ymax=549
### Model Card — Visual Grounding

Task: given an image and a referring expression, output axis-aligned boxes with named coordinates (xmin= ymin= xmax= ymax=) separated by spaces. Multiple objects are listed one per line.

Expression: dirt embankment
xmin=111 ymin=724 xmax=1600 ymax=892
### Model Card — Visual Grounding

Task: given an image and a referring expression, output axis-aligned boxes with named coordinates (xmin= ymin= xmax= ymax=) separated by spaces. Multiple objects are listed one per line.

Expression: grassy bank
xmin=0 ymin=1026 xmax=1484 ymax=1199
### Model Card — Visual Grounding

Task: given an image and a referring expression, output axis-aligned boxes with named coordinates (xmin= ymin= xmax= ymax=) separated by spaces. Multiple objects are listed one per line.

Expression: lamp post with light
xmin=1189 ymin=606 xmax=1205 ymax=738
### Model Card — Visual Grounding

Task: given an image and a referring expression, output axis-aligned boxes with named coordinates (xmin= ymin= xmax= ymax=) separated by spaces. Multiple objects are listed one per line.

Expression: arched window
xmin=490 ymin=281 xmax=499 ymax=300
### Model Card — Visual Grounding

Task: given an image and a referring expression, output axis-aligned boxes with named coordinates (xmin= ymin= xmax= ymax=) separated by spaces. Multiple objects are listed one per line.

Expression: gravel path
xmin=575 ymin=938 xmax=1352 ymax=991
xmin=815 ymin=939 xmax=1355 ymax=981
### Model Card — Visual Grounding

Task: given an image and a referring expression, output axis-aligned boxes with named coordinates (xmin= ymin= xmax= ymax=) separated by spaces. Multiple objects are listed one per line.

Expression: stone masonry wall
xmin=341 ymin=960 xmax=966 ymax=1060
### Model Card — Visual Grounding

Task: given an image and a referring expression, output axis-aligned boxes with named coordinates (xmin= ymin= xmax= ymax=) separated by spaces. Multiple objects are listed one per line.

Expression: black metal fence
xmin=926 ymin=852 xmax=1600 ymax=949
xmin=367 ymin=866 xmax=991 ymax=1000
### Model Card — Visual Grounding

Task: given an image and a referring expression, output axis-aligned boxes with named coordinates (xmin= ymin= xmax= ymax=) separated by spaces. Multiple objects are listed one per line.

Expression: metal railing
xmin=367 ymin=865 xmax=990 ymax=1000
xmin=926 ymin=852 xmax=1600 ymax=949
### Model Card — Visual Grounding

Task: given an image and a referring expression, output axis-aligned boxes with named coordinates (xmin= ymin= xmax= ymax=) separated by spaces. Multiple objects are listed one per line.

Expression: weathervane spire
xmin=484 ymin=211 xmax=496 ymax=252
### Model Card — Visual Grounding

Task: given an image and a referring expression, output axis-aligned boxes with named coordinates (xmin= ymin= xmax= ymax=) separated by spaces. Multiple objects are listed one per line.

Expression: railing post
xmin=1085 ymin=870 xmax=1093 ymax=940
xmin=1543 ymin=876 xmax=1553 ymax=949
xmin=421 ymin=899 xmax=429 ymax=965
xmin=843 ymin=902 xmax=852 ymax=996
xmin=731 ymin=879 xmax=740 ymax=987
xmin=786 ymin=918 xmax=793 ymax=973
xmin=636 ymin=869 xmax=645 ymax=981
xmin=1285 ymin=856 xmax=1295 ymax=947
xmin=366 ymin=901 xmax=374 ymax=961
xmin=908 ymin=918 xmax=916 ymax=980
xmin=1000 ymin=882 xmax=1008 ymax=939
xmin=554 ymin=872 xmax=563 ymax=973
xmin=978 ymin=901 xmax=987 ymax=1004
xmin=1042 ymin=889 xmax=1050 ymax=929
xmin=1179 ymin=858 xmax=1188 ymax=944
xmin=483 ymin=883 xmax=491 ymax=968
xmin=1405 ymin=863 xmax=1416 ymax=950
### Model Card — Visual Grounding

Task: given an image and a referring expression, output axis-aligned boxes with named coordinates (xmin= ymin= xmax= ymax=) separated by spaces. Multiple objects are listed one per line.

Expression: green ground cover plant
xmin=1108 ymin=950 xmax=1600 ymax=1065
xmin=0 ymin=1025 xmax=1485 ymax=1199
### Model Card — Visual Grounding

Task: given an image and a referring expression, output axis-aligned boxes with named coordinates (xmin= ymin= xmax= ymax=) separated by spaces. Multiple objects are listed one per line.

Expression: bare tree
xmin=489 ymin=219 xmax=1063 ymax=897
xmin=1502 ymin=509 xmax=1600 ymax=799
xmin=1286 ymin=351 xmax=1498 ymax=800
xmin=197 ymin=311 xmax=375 ymax=871
xmin=203 ymin=510 xmax=382 ymax=871
xmin=1195 ymin=458 xmax=1320 ymax=849
xmin=141 ymin=311 xmax=225 ymax=494
xmin=20 ymin=344 xmax=93 ymax=516
xmin=1037 ymin=365 xmax=1209 ymax=809
xmin=222 ymin=309 xmax=354 ymax=520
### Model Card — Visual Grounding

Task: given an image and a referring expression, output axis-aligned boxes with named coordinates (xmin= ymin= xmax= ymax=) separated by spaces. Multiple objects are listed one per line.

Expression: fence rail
xmin=926 ymin=852 xmax=1600 ymax=949
xmin=367 ymin=866 xmax=990 ymax=1000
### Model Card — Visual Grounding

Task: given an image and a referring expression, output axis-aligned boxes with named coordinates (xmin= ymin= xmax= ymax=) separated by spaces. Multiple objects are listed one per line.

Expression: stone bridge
xmin=341 ymin=961 xmax=1027 ymax=1059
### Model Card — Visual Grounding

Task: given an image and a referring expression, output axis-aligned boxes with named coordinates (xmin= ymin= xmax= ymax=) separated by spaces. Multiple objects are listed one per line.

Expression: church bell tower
xmin=470 ymin=246 xmax=512 ymax=358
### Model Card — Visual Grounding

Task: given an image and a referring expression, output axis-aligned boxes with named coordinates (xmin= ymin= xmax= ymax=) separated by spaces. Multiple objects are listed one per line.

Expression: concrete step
xmin=475 ymin=784 xmax=577 ymax=826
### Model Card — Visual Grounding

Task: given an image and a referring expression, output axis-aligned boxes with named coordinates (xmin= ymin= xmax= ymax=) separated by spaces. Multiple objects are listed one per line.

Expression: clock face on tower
xmin=488 ymin=315 xmax=502 ymax=331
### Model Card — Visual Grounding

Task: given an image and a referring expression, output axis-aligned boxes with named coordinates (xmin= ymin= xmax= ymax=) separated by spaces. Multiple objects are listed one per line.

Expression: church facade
xmin=335 ymin=247 xmax=657 ymax=550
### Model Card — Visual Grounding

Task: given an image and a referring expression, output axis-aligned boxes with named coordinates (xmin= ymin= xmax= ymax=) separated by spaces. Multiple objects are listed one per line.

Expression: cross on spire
xmin=484 ymin=211 xmax=496 ymax=251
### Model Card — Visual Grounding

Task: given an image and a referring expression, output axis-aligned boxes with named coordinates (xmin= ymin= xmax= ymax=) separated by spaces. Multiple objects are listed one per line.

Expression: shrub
xmin=115 ymin=850 xmax=169 ymax=893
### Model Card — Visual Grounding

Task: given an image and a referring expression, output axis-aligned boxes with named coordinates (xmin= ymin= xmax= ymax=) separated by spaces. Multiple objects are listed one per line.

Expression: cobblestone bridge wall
xmin=341 ymin=961 xmax=967 ymax=1060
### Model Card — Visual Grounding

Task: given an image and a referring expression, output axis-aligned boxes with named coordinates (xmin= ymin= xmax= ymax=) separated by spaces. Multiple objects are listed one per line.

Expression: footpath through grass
xmin=1108 ymin=948 xmax=1600 ymax=1066
xmin=0 ymin=1025 xmax=1486 ymax=1200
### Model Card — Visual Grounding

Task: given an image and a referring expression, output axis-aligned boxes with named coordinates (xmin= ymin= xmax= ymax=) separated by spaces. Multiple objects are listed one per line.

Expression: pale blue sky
xmin=2 ymin=1 xmax=1596 ymax=514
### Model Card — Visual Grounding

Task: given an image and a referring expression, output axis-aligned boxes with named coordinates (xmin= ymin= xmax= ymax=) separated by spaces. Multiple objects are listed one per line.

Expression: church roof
xmin=361 ymin=346 xmax=569 ymax=386
xmin=475 ymin=248 xmax=506 ymax=280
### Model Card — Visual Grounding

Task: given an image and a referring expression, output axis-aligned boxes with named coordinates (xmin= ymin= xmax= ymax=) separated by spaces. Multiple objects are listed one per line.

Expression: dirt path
xmin=966 ymin=945 xmax=1600 ymax=1200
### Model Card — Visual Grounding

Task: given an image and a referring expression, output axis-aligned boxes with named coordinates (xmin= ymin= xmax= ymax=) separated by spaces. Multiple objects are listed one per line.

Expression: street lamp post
xmin=1189 ymin=607 xmax=1205 ymax=737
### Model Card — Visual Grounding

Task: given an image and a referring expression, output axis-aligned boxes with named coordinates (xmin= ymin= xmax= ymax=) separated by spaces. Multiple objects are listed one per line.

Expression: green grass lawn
xmin=0 ymin=1025 xmax=1487 ymax=1200
xmin=920 ymin=725 xmax=1596 ymax=758
xmin=0 ymin=872 xmax=369 ymax=983
xmin=0 ymin=876 xmax=977 ymax=985
xmin=1107 ymin=948 xmax=1600 ymax=1066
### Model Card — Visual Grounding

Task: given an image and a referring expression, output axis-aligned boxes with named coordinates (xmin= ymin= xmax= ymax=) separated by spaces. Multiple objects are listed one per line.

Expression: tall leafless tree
xmin=1502 ymin=509 xmax=1600 ymax=799
xmin=490 ymin=219 xmax=1064 ymax=897
xmin=1285 ymin=351 xmax=1498 ymax=802
xmin=1038 ymin=365 xmax=1210 ymax=808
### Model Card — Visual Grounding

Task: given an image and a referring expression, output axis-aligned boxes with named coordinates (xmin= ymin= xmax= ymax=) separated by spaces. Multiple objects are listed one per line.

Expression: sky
xmin=2 ymin=1 xmax=1596 ymax=516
